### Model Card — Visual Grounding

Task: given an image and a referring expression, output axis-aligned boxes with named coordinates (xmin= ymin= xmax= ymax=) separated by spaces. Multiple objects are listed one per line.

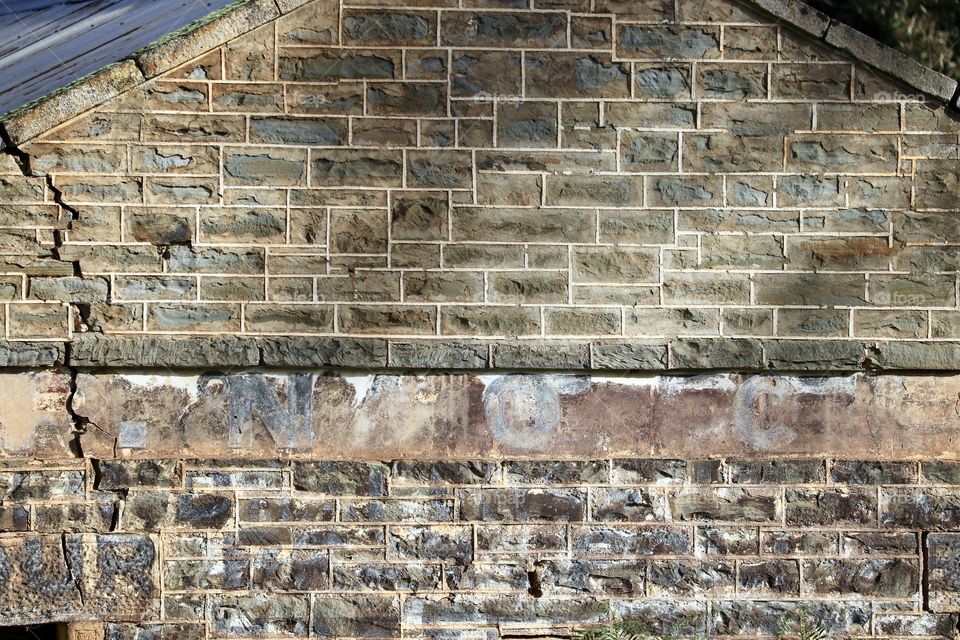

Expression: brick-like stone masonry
xmin=3 ymin=457 xmax=960 ymax=637
xmin=0 ymin=0 xmax=958 ymax=370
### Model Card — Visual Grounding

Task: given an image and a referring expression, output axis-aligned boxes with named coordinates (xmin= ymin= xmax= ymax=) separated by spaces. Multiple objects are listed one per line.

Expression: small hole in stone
xmin=527 ymin=569 xmax=543 ymax=598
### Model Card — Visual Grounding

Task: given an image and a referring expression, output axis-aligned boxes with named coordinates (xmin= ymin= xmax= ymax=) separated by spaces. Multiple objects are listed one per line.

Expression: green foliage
xmin=808 ymin=0 xmax=960 ymax=77
xmin=776 ymin=608 xmax=831 ymax=640
xmin=572 ymin=620 xmax=657 ymax=640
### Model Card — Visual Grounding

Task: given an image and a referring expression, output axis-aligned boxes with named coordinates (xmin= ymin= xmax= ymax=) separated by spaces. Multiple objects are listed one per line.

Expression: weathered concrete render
xmin=19 ymin=371 xmax=955 ymax=460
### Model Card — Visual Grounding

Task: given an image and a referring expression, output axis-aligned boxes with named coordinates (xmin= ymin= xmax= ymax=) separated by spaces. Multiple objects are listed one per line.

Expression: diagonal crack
xmin=60 ymin=533 xmax=84 ymax=607
xmin=63 ymin=354 xmax=119 ymax=459
xmin=1 ymin=123 xmax=83 ymax=277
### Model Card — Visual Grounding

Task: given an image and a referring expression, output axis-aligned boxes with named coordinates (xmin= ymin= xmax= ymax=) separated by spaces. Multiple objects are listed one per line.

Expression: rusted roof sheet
xmin=0 ymin=0 xmax=238 ymax=115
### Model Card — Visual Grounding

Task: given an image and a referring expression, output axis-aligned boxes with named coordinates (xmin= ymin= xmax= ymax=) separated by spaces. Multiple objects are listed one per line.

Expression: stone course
xmin=0 ymin=456 xmax=959 ymax=637
xmin=0 ymin=0 xmax=957 ymax=369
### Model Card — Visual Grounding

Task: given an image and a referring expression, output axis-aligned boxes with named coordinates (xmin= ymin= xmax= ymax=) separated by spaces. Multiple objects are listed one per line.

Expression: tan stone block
xmin=0 ymin=370 xmax=72 ymax=458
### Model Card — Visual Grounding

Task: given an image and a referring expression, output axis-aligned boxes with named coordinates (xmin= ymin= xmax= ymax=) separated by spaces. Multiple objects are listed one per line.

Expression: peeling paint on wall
xmin=4 ymin=371 xmax=949 ymax=460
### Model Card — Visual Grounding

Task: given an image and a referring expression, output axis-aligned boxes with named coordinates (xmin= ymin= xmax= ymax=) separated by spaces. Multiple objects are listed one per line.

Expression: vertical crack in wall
xmin=921 ymin=530 xmax=931 ymax=612
xmin=65 ymin=357 xmax=86 ymax=459
xmin=90 ymin=458 xmax=125 ymax=532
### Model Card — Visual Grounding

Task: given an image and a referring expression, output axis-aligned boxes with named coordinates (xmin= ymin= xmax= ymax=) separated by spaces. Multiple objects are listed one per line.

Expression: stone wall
xmin=1 ymin=0 xmax=960 ymax=636
xmin=0 ymin=0 xmax=958 ymax=369
xmin=1 ymin=369 xmax=959 ymax=635
xmin=4 ymin=455 xmax=960 ymax=637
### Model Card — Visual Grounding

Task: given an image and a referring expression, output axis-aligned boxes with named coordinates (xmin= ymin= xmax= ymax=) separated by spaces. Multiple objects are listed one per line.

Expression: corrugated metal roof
xmin=0 ymin=0 xmax=239 ymax=115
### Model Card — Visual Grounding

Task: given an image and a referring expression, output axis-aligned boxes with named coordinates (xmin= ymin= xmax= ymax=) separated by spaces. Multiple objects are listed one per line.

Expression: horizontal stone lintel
xmin=7 ymin=335 xmax=960 ymax=373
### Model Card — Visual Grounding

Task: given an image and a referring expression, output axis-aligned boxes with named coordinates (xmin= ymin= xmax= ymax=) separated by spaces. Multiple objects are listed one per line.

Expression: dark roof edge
xmin=0 ymin=0 xmax=286 ymax=146
xmin=1 ymin=0 xmax=959 ymax=146
xmin=752 ymin=0 xmax=959 ymax=106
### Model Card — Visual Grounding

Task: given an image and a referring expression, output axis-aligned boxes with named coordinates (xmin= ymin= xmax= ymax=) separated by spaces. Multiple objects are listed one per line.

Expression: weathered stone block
xmin=0 ymin=533 xmax=159 ymax=624
xmin=440 ymin=11 xmax=566 ymax=47
xmin=450 ymin=51 xmax=521 ymax=97
xmin=592 ymin=487 xmax=668 ymax=521
xmin=773 ymin=63 xmax=851 ymax=99
xmin=497 ymin=101 xmax=558 ymax=148
xmin=389 ymin=342 xmax=488 ymax=368
xmin=625 ymin=308 xmax=720 ymax=336
xmin=762 ymin=530 xmax=838 ymax=556
xmin=367 ymin=82 xmax=446 ymax=116
xmin=391 ymin=192 xmax=448 ymax=241
xmin=279 ymin=49 xmax=399 ymax=81
xmin=697 ymin=63 xmax=767 ymax=99
xmin=573 ymin=246 xmax=657 ymax=283
xmin=493 ymin=342 xmax=590 ymax=369
xmin=881 ymin=489 xmax=960 ymax=529
xmin=830 ymin=460 xmax=917 ymax=484
xmin=342 ymin=9 xmax=436 ymax=45
xmin=671 ymin=338 xmax=762 ymax=370
xmin=648 ymin=559 xmax=734 ymax=595
xmin=788 ymin=134 xmax=898 ymax=173
xmin=729 ymin=460 xmax=825 ymax=484
xmin=647 ymin=175 xmax=722 ymax=207
xmin=927 ymin=534 xmax=960 ymax=612
xmin=252 ymin=549 xmax=328 ymax=591
xmin=389 ymin=525 xmax=473 ymax=564
xmin=452 ymin=207 xmax=594 ymax=243
xmin=866 ymin=341 xmax=960 ymax=370
xmin=408 ymin=150 xmax=473 ymax=189
xmin=842 ymin=531 xmax=917 ymax=556
xmin=802 ymin=558 xmax=919 ymax=597
xmin=294 ymin=462 xmax=388 ymax=496
xmin=739 ymin=560 xmax=801 ymax=595
xmin=755 ymin=273 xmax=867 ymax=306
xmin=477 ymin=149 xmax=615 ymax=173
xmin=621 ymin=131 xmax=678 ymax=171
xmin=460 ymin=488 xmax=586 ymax=521
xmin=617 ymin=25 xmax=720 ymax=59
xmin=591 ymin=343 xmax=668 ymax=370
xmin=875 ymin=613 xmax=960 ymax=637
xmin=209 ymin=594 xmax=309 ymax=638
xmin=668 ymin=488 xmax=778 ymax=523
xmin=777 ymin=309 xmax=848 ymax=338
xmin=341 ymin=498 xmax=453 ymax=523
xmin=70 ymin=335 xmax=260 ymax=368
xmin=786 ymin=488 xmax=877 ymax=526
xmin=684 ymin=132 xmax=782 ymax=172
xmin=339 ymin=305 xmax=437 ymax=335
xmin=545 ymin=173 xmax=643 ymax=206
xmin=166 ymin=559 xmax=249 ymax=591
xmin=546 ymin=308 xmax=621 ymax=337
xmin=634 ymin=64 xmax=691 ymax=98
xmin=334 ymin=563 xmax=440 ymax=592
xmin=526 ymin=53 xmax=629 ymax=98
xmin=765 ymin=340 xmax=865 ymax=371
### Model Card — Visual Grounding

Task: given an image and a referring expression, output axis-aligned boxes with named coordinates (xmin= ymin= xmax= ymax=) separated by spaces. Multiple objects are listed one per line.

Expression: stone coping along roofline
xmin=0 ymin=0 xmax=958 ymax=146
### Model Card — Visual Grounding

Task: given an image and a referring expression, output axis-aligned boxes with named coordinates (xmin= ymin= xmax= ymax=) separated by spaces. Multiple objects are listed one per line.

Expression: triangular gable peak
xmin=0 ymin=0 xmax=959 ymax=371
